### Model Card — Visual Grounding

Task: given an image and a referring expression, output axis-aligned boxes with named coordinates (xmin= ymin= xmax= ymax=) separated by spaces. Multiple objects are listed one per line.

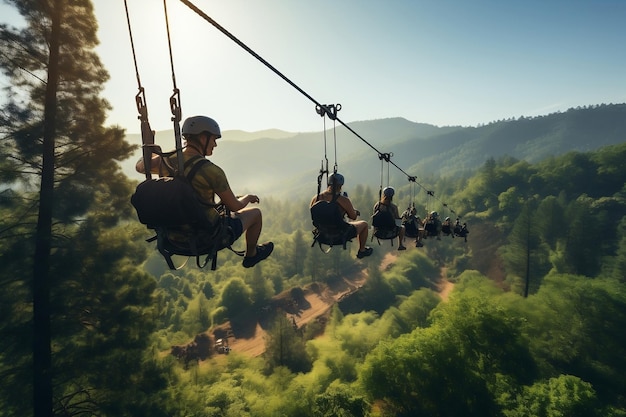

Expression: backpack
xmin=131 ymin=159 xmax=210 ymax=228
xmin=372 ymin=203 xmax=399 ymax=243
xmin=131 ymin=158 xmax=240 ymax=270
xmin=403 ymin=217 xmax=419 ymax=238
xmin=424 ymin=219 xmax=438 ymax=236
xmin=310 ymin=194 xmax=354 ymax=251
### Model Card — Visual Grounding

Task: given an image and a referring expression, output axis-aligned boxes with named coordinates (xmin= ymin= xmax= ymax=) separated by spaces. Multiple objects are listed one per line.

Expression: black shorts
xmin=346 ymin=224 xmax=358 ymax=240
xmin=227 ymin=215 xmax=244 ymax=241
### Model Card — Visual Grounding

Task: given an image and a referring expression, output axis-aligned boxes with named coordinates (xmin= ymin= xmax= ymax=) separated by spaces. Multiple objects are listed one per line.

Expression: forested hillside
xmin=131 ymin=141 xmax=626 ymax=416
xmin=1 ymin=2 xmax=625 ymax=416
xmin=122 ymin=104 xmax=626 ymax=200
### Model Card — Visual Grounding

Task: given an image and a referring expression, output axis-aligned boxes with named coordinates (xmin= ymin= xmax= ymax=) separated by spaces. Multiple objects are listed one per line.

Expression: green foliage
xmin=4 ymin=7 xmax=626 ymax=413
xmin=501 ymin=201 xmax=551 ymax=295
xmin=514 ymin=274 xmax=626 ymax=404
xmin=503 ymin=375 xmax=599 ymax=417
xmin=219 ymin=277 xmax=253 ymax=317
xmin=264 ymin=315 xmax=311 ymax=373
xmin=180 ymin=294 xmax=211 ymax=335
xmin=313 ymin=380 xmax=368 ymax=417
xmin=360 ymin=288 xmax=534 ymax=416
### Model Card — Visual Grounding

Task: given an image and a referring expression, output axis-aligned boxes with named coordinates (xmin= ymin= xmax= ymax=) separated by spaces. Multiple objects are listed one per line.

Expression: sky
xmin=2 ymin=0 xmax=626 ymax=135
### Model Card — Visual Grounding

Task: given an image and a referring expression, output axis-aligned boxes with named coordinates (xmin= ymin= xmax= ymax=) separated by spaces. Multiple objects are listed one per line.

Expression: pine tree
xmin=501 ymin=201 xmax=550 ymax=296
xmin=0 ymin=1 xmax=162 ymax=416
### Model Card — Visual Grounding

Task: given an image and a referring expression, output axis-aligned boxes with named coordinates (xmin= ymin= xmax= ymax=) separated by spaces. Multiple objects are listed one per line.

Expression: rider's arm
xmin=135 ymin=154 xmax=164 ymax=175
xmin=339 ymin=196 xmax=360 ymax=220
xmin=217 ymin=188 xmax=259 ymax=212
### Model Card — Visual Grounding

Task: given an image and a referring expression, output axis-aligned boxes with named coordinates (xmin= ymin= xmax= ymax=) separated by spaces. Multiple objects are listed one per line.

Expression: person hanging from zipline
xmin=372 ymin=186 xmax=406 ymax=250
xmin=136 ymin=115 xmax=273 ymax=268
xmin=310 ymin=173 xmax=373 ymax=259
xmin=401 ymin=205 xmax=424 ymax=247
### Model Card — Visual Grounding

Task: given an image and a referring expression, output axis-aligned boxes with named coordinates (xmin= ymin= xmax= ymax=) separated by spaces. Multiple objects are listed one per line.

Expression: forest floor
xmin=174 ymin=250 xmax=455 ymax=362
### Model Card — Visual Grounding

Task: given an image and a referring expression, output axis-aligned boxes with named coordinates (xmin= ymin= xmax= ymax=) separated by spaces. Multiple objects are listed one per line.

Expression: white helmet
xmin=383 ymin=186 xmax=395 ymax=198
xmin=182 ymin=116 xmax=221 ymax=138
xmin=328 ymin=173 xmax=345 ymax=186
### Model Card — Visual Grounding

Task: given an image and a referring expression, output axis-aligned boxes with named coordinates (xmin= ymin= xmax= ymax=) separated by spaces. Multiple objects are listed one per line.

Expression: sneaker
xmin=416 ymin=241 xmax=424 ymax=247
xmin=398 ymin=245 xmax=407 ymax=251
xmin=356 ymin=247 xmax=373 ymax=259
xmin=242 ymin=242 xmax=274 ymax=268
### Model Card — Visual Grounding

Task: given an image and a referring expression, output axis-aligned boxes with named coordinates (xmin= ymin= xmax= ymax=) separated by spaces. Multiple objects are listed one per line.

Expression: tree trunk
xmin=33 ymin=1 xmax=63 ymax=416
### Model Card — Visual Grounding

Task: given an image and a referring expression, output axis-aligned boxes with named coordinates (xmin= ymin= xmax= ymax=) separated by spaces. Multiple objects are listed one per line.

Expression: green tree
xmin=249 ymin=264 xmax=273 ymax=306
xmin=604 ymin=216 xmax=626 ymax=282
xmin=360 ymin=290 xmax=535 ymax=417
xmin=0 ymin=1 xmax=160 ymax=416
xmin=501 ymin=201 xmax=550 ymax=296
xmin=314 ymin=381 xmax=368 ymax=417
xmin=562 ymin=197 xmax=603 ymax=276
xmin=264 ymin=315 xmax=311 ymax=373
xmin=520 ymin=274 xmax=626 ymax=406
xmin=181 ymin=293 xmax=212 ymax=335
xmin=534 ymin=195 xmax=567 ymax=250
xmin=505 ymin=375 xmax=599 ymax=417
xmin=220 ymin=277 xmax=253 ymax=317
xmin=287 ymin=228 xmax=308 ymax=277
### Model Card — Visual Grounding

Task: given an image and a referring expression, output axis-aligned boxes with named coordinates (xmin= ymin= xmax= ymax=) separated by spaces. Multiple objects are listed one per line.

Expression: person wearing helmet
xmin=310 ymin=172 xmax=373 ymax=258
xmin=401 ymin=205 xmax=424 ymax=247
xmin=424 ymin=210 xmax=442 ymax=240
xmin=441 ymin=216 xmax=453 ymax=237
xmin=136 ymin=115 xmax=273 ymax=268
xmin=373 ymin=187 xmax=406 ymax=250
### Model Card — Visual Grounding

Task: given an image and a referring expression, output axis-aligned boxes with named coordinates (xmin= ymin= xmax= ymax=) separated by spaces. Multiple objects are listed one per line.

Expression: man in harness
xmin=310 ymin=173 xmax=373 ymax=259
xmin=136 ymin=115 xmax=273 ymax=268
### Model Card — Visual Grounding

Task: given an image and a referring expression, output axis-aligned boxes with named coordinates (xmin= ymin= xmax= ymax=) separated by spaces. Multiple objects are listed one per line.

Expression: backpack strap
xmin=184 ymin=156 xmax=209 ymax=182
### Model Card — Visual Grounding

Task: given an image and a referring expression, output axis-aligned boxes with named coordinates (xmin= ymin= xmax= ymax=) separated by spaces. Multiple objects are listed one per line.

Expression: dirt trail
xmin=438 ymin=267 xmax=454 ymax=301
xmin=201 ymin=252 xmax=452 ymax=359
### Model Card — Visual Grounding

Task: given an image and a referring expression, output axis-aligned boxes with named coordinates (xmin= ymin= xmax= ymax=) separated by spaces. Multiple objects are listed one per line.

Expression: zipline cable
xmin=179 ymin=0 xmax=326 ymax=112
xmin=177 ymin=0 xmax=460 ymax=217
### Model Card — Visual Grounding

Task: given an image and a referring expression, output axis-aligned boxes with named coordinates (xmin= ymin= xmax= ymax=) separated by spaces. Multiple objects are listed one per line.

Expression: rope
xmin=123 ymin=0 xmax=142 ymax=90
xmin=163 ymin=0 xmax=184 ymax=174
xmin=124 ymin=0 xmax=154 ymax=180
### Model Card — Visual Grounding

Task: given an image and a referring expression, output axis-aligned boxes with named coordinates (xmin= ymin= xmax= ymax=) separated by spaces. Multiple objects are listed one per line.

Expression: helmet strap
xmin=202 ymin=136 xmax=210 ymax=156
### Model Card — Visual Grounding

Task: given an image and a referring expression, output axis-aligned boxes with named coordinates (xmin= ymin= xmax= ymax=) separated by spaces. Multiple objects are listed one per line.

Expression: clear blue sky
xmin=3 ymin=1 xmax=626 ymax=134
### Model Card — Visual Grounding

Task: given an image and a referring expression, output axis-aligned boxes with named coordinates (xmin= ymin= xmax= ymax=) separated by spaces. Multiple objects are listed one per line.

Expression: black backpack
xmin=310 ymin=194 xmax=354 ymax=251
xmin=403 ymin=217 xmax=419 ymax=238
xmin=131 ymin=159 xmax=240 ymax=270
xmin=131 ymin=159 xmax=210 ymax=228
xmin=372 ymin=203 xmax=399 ymax=243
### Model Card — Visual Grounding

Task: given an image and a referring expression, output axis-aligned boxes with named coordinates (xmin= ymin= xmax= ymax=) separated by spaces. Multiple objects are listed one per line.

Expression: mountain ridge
xmin=120 ymin=104 xmax=626 ymax=200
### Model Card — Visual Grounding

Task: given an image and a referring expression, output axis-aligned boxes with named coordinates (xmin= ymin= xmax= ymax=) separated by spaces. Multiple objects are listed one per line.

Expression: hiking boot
xmin=398 ymin=245 xmax=407 ymax=251
xmin=242 ymin=242 xmax=274 ymax=268
xmin=356 ymin=247 xmax=373 ymax=259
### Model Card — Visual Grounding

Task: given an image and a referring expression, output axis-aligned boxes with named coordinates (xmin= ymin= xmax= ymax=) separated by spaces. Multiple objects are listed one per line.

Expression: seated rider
xmin=454 ymin=218 xmax=469 ymax=242
xmin=454 ymin=218 xmax=462 ymax=234
xmin=310 ymin=173 xmax=373 ymax=259
xmin=414 ymin=214 xmax=424 ymax=247
xmin=424 ymin=211 xmax=442 ymax=240
xmin=442 ymin=216 xmax=453 ymax=237
xmin=401 ymin=206 xmax=424 ymax=247
xmin=136 ymin=115 xmax=273 ymax=268
xmin=373 ymin=186 xmax=406 ymax=250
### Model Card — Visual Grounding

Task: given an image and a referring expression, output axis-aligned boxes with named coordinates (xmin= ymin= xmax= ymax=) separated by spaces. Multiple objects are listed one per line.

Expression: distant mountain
xmin=121 ymin=103 xmax=626 ymax=200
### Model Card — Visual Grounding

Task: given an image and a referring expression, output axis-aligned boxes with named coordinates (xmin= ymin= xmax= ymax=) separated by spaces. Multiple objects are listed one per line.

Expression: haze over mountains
xmin=121 ymin=103 xmax=626 ymax=200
